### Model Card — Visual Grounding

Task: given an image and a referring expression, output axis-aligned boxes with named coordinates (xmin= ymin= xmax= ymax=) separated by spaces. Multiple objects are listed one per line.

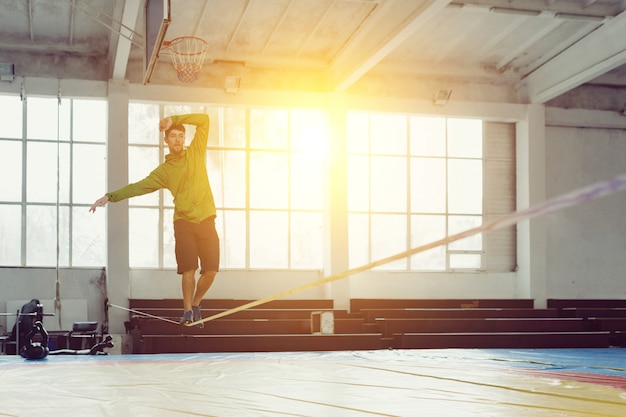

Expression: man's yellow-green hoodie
xmin=106 ymin=114 xmax=216 ymax=223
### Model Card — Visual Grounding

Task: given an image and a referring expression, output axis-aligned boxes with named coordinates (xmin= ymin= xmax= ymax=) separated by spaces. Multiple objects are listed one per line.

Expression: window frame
xmin=0 ymin=94 xmax=107 ymax=268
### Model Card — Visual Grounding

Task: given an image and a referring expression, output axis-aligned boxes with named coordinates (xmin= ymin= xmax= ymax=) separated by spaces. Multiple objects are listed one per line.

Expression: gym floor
xmin=1 ymin=348 xmax=625 ymax=416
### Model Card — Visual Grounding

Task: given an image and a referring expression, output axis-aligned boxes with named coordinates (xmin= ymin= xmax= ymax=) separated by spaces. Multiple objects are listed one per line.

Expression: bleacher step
xmin=127 ymin=299 xmax=626 ymax=354
xmin=137 ymin=317 xmax=366 ymax=335
xmin=399 ymin=331 xmax=612 ymax=349
xmin=142 ymin=333 xmax=384 ymax=353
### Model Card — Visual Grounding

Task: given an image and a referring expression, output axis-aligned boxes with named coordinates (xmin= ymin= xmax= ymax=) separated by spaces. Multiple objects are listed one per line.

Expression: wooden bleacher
xmin=547 ymin=299 xmax=626 ymax=347
xmin=125 ymin=298 xmax=626 ymax=354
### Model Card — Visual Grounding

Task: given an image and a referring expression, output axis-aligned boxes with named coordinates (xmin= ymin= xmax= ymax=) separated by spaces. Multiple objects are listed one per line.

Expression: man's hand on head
xmin=159 ymin=117 xmax=173 ymax=132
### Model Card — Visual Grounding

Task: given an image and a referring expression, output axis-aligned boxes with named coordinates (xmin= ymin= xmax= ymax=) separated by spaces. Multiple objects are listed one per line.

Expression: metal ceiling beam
xmin=296 ymin=0 xmax=336 ymax=58
xmin=28 ymin=0 xmax=35 ymax=41
xmin=111 ymin=0 xmax=142 ymax=79
xmin=495 ymin=17 xmax=563 ymax=71
xmin=451 ymin=0 xmax=616 ymax=17
xmin=430 ymin=11 xmax=485 ymax=64
xmin=226 ymin=0 xmax=252 ymax=53
xmin=261 ymin=0 xmax=294 ymax=55
xmin=68 ymin=0 xmax=76 ymax=46
xmin=329 ymin=0 xmax=453 ymax=92
xmin=63 ymin=0 xmax=143 ymax=48
xmin=191 ymin=0 xmax=211 ymax=37
xmin=0 ymin=39 xmax=102 ymax=55
xmin=522 ymin=8 xmax=626 ymax=103
xmin=516 ymin=20 xmax=601 ymax=76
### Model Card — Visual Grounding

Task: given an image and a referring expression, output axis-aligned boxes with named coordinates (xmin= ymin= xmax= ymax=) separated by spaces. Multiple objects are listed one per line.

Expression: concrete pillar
xmin=516 ymin=104 xmax=548 ymax=308
xmin=324 ymin=94 xmax=350 ymax=311
xmin=106 ymin=79 xmax=130 ymax=333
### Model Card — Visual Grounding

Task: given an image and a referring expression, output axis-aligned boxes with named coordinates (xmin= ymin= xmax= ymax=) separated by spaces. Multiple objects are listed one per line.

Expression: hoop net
xmin=166 ymin=37 xmax=209 ymax=83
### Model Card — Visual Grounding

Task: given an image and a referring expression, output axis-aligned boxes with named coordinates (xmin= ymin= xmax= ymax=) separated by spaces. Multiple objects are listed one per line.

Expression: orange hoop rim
xmin=163 ymin=36 xmax=209 ymax=54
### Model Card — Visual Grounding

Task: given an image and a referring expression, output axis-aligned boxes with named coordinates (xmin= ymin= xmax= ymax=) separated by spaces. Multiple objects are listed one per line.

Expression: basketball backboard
xmin=143 ymin=0 xmax=171 ymax=85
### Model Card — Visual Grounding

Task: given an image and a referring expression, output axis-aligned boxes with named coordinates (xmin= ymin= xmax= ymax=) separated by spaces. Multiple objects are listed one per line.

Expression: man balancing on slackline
xmin=90 ymin=113 xmax=219 ymax=328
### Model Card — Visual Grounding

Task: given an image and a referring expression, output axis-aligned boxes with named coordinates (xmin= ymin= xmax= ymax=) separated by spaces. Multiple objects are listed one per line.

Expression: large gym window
xmin=347 ymin=111 xmax=515 ymax=272
xmin=0 ymin=95 xmax=514 ymax=274
xmin=0 ymin=94 xmax=107 ymax=267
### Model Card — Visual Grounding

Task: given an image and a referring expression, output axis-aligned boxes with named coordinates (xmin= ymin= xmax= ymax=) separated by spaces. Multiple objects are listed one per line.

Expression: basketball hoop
xmin=164 ymin=36 xmax=209 ymax=83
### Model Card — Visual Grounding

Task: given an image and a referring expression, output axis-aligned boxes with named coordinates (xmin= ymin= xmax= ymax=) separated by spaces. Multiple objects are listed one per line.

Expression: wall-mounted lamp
xmin=224 ymin=76 xmax=241 ymax=94
xmin=0 ymin=63 xmax=15 ymax=82
xmin=489 ymin=7 xmax=541 ymax=16
xmin=434 ymin=89 xmax=452 ymax=106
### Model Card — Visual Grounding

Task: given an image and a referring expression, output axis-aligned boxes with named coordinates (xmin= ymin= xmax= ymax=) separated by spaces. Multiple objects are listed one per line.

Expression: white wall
xmin=543 ymin=111 xmax=626 ymax=299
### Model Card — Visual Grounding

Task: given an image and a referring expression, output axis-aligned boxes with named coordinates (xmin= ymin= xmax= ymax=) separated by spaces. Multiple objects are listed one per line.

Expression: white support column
xmin=324 ymin=93 xmax=350 ymax=312
xmin=516 ymin=104 xmax=548 ymax=308
xmin=106 ymin=79 xmax=131 ymax=334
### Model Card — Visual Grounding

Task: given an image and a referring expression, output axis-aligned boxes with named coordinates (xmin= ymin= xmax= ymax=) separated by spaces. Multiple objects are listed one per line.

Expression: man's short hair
xmin=165 ymin=124 xmax=186 ymax=137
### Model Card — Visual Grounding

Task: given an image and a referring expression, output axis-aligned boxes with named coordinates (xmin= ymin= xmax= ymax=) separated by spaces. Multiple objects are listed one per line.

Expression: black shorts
xmin=173 ymin=216 xmax=220 ymax=275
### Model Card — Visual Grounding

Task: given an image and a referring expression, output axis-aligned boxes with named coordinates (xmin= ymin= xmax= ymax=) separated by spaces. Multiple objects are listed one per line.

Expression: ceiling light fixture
xmin=0 ymin=63 xmax=15 ymax=82
xmin=554 ymin=13 xmax=606 ymax=22
xmin=447 ymin=2 xmax=464 ymax=9
xmin=224 ymin=76 xmax=241 ymax=94
xmin=489 ymin=7 xmax=541 ymax=16
xmin=434 ymin=89 xmax=452 ymax=106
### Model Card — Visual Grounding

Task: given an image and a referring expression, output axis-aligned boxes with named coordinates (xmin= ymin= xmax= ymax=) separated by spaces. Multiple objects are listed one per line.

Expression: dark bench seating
xmin=547 ymin=299 xmax=626 ymax=309
xmin=360 ymin=308 xmax=559 ymax=323
xmin=375 ymin=317 xmax=592 ymax=338
xmin=130 ymin=298 xmax=334 ymax=310
xmin=559 ymin=308 xmax=626 ymax=318
xmin=137 ymin=317 xmax=366 ymax=335
xmin=545 ymin=299 xmax=626 ymax=347
xmin=130 ymin=307 xmax=358 ymax=321
xmin=398 ymin=331 xmax=612 ymax=349
xmin=128 ymin=298 xmax=626 ymax=353
xmin=129 ymin=299 xmax=379 ymax=353
xmin=351 ymin=298 xmax=534 ymax=311
xmin=592 ymin=317 xmax=626 ymax=331
xmin=142 ymin=333 xmax=385 ymax=353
